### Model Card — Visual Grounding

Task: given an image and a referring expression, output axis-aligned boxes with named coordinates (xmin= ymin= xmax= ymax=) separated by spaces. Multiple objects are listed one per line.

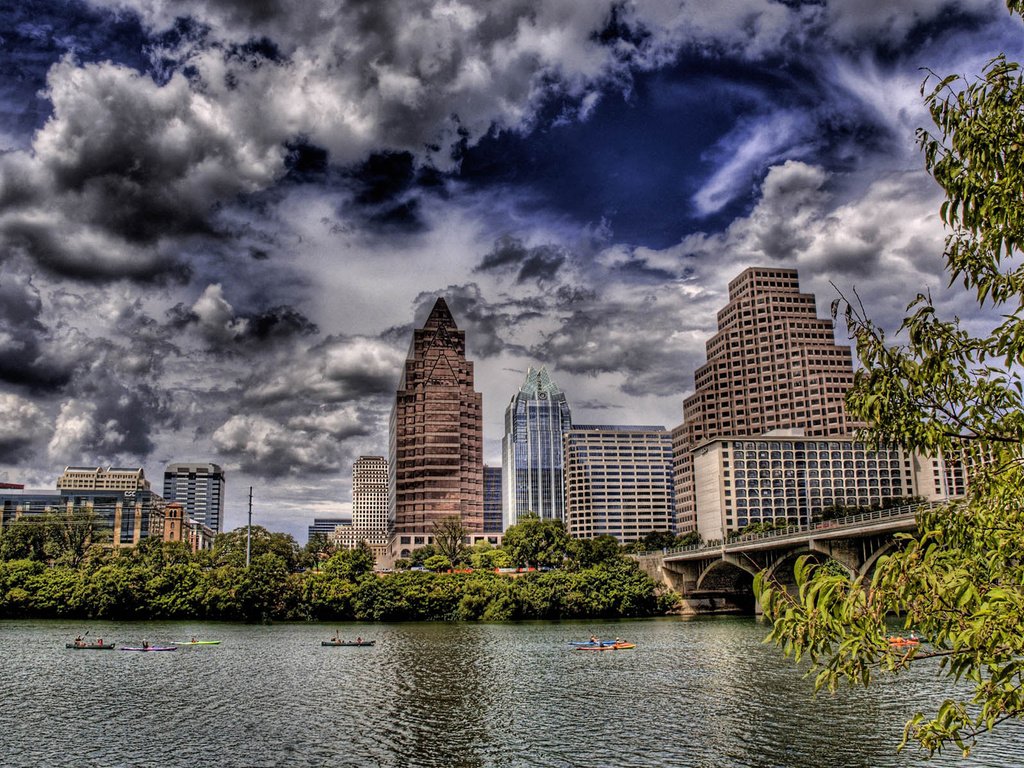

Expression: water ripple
xmin=2 ymin=618 xmax=1023 ymax=767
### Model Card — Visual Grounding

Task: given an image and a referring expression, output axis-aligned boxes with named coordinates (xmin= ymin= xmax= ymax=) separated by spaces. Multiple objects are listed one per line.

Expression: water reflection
xmin=1 ymin=617 xmax=1022 ymax=768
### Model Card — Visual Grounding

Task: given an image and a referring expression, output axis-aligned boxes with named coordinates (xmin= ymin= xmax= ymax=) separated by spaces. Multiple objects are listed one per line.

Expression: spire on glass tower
xmin=501 ymin=366 xmax=573 ymax=530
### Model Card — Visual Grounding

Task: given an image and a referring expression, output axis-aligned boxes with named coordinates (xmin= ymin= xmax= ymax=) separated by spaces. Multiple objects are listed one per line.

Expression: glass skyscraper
xmin=501 ymin=366 xmax=572 ymax=530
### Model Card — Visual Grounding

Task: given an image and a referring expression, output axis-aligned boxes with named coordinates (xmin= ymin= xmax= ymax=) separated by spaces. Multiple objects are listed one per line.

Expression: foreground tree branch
xmin=758 ymin=1 xmax=1024 ymax=756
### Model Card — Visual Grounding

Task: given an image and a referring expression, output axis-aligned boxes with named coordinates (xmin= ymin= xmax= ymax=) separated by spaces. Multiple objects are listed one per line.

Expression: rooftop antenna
xmin=246 ymin=486 xmax=253 ymax=567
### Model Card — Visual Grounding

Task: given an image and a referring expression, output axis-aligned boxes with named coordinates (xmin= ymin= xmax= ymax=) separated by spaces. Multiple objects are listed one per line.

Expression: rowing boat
xmin=569 ymin=640 xmax=617 ymax=647
xmin=575 ymin=642 xmax=636 ymax=651
xmin=65 ymin=643 xmax=115 ymax=650
xmin=121 ymin=646 xmax=177 ymax=652
xmin=172 ymin=641 xmax=221 ymax=645
xmin=321 ymin=640 xmax=375 ymax=647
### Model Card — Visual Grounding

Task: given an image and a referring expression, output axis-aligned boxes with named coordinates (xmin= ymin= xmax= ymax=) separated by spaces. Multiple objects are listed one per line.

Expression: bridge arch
xmin=856 ymin=538 xmax=901 ymax=582
xmin=696 ymin=557 xmax=758 ymax=592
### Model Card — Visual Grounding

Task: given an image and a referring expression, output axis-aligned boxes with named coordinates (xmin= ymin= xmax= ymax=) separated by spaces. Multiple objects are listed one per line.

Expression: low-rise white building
xmin=692 ymin=431 xmax=966 ymax=542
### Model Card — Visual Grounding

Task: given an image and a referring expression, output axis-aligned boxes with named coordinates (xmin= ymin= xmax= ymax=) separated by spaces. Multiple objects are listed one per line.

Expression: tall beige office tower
xmin=331 ymin=456 xmax=389 ymax=562
xmin=675 ymin=267 xmax=860 ymax=532
xmin=389 ymin=298 xmax=484 ymax=560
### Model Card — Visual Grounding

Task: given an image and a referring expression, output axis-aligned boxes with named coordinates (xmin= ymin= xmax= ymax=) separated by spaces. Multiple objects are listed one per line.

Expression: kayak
xmin=121 ymin=646 xmax=177 ymax=652
xmin=570 ymin=640 xmax=617 ymax=647
xmin=321 ymin=640 xmax=375 ymax=647
xmin=65 ymin=643 xmax=115 ymax=650
xmin=575 ymin=642 xmax=636 ymax=651
xmin=172 ymin=641 xmax=221 ymax=645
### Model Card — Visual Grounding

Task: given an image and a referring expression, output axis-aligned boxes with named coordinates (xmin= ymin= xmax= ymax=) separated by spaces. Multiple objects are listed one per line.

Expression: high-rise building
xmin=353 ymin=456 xmax=389 ymax=538
xmin=331 ymin=456 xmax=390 ymax=559
xmin=162 ymin=463 xmax=225 ymax=533
xmin=563 ymin=425 xmax=675 ymax=542
xmin=675 ymin=267 xmax=861 ymax=532
xmin=501 ymin=366 xmax=572 ymax=530
xmin=483 ymin=465 xmax=503 ymax=534
xmin=389 ymin=298 xmax=483 ymax=560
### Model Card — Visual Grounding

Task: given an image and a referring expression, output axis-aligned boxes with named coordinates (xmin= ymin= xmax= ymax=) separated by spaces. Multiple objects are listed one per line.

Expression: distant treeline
xmin=0 ymin=513 xmax=677 ymax=622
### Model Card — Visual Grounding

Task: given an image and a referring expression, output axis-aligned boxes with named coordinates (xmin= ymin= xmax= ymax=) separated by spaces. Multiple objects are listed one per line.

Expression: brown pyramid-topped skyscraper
xmin=674 ymin=267 xmax=861 ymax=533
xmin=388 ymin=298 xmax=483 ymax=560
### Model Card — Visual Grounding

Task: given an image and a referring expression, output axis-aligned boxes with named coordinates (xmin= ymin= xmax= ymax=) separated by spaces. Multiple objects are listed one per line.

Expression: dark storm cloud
xmin=167 ymin=285 xmax=319 ymax=351
xmin=475 ymin=236 xmax=566 ymax=284
xmin=0 ymin=275 xmax=79 ymax=391
xmin=0 ymin=0 xmax=149 ymax=142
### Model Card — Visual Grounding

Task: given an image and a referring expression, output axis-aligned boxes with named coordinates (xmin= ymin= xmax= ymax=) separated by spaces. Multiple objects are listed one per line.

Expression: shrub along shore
xmin=0 ymin=514 xmax=681 ymax=622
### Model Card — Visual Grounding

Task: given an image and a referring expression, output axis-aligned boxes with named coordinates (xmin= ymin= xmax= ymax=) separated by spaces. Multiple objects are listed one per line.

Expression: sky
xmin=1 ymin=0 xmax=1022 ymax=543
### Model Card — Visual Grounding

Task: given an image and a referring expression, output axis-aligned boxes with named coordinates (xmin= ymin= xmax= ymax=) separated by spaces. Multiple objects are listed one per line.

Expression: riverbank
xmin=0 ymin=553 xmax=676 ymax=622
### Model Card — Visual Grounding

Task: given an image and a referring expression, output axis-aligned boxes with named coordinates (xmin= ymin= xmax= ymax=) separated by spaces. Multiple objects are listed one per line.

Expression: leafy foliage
xmin=501 ymin=514 xmax=571 ymax=568
xmin=0 ymin=529 xmax=667 ymax=623
xmin=432 ymin=516 xmax=468 ymax=565
xmin=758 ymin=5 xmax=1024 ymax=755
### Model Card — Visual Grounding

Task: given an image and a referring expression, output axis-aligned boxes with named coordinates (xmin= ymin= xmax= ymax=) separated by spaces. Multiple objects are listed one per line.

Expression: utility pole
xmin=246 ymin=486 xmax=252 ymax=568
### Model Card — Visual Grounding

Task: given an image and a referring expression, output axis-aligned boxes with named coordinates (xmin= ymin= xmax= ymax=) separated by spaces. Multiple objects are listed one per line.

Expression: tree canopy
xmin=757 ymin=3 xmax=1024 ymax=756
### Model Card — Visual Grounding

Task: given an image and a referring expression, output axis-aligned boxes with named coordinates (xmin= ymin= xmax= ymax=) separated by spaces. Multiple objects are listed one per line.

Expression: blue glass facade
xmin=0 ymin=489 xmax=165 ymax=546
xmin=483 ymin=466 xmax=502 ymax=533
xmin=501 ymin=367 xmax=572 ymax=529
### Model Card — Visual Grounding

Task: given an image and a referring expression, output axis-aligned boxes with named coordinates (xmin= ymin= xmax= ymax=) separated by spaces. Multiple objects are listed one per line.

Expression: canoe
xmin=121 ymin=646 xmax=177 ymax=652
xmin=172 ymin=641 xmax=221 ymax=645
xmin=321 ymin=640 xmax=375 ymax=647
xmin=575 ymin=642 xmax=636 ymax=651
xmin=65 ymin=643 xmax=115 ymax=650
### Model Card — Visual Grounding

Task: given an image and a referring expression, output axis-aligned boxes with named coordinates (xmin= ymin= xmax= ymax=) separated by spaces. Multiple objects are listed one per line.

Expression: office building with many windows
xmin=162 ymin=463 xmax=225 ymax=533
xmin=484 ymin=465 xmax=503 ymax=535
xmin=563 ymin=425 xmax=675 ymax=542
xmin=331 ymin=456 xmax=390 ymax=562
xmin=501 ymin=366 xmax=572 ymax=530
xmin=2 ymin=467 xmax=166 ymax=547
xmin=388 ymin=298 xmax=484 ymax=560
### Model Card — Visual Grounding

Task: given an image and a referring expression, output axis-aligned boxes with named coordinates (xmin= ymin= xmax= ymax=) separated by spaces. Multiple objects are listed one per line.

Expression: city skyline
xmin=1 ymin=1 xmax=1021 ymax=541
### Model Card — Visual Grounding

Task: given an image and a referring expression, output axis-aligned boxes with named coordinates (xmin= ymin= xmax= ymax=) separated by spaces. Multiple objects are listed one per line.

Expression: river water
xmin=1 ymin=616 xmax=1021 ymax=767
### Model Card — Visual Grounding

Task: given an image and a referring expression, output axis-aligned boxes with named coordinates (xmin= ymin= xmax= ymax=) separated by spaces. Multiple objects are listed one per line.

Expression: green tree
xmin=322 ymin=544 xmax=375 ymax=580
xmin=303 ymin=531 xmax=336 ymax=568
xmin=423 ymin=554 xmax=452 ymax=573
xmin=44 ymin=506 xmax=107 ymax=568
xmin=502 ymin=514 xmax=570 ymax=569
xmin=467 ymin=541 xmax=511 ymax=570
xmin=757 ymin=4 xmax=1024 ymax=755
xmin=0 ymin=518 xmax=48 ymax=561
xmin=432 ymin=516 xmax=468 ymax=565
xmin=566 ymin=535 xmax=622 ymax=569
xmin=212 ymin=526 xmax=301 ymax=570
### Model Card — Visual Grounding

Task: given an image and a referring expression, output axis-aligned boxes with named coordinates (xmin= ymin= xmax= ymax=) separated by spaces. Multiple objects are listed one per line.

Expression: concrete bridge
xmin=636 ymin=502 xmax=939 ymax=615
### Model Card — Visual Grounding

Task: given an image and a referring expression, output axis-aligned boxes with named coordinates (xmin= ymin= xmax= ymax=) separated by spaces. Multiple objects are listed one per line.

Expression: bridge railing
xmin=650 ymin=500 xmax=945 ymax=559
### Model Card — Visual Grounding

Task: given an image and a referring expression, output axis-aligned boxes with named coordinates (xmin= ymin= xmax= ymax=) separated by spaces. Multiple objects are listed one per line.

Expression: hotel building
xmin=501 ymin=366 xmax=573 ymax=529
xmin=675 ymin=267 xmax=861 ymax=532
xmin=691 ymin=433 xmax=966 ymax=542
xmin=563 ymin=425 xmax=675 ymax=542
